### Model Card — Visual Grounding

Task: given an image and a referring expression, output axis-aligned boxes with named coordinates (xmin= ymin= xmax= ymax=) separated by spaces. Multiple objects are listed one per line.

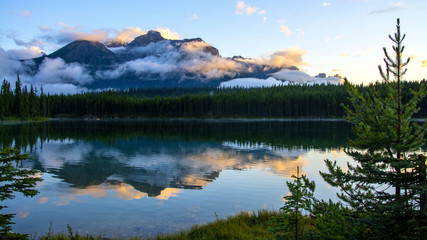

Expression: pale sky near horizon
xmin=1 ymin=0 xmax=426 ymax=85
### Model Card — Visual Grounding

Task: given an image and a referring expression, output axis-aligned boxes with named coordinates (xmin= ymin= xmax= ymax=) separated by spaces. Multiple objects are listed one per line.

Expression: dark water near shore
xmin=2 ymin=119 xmax=356 ymax=238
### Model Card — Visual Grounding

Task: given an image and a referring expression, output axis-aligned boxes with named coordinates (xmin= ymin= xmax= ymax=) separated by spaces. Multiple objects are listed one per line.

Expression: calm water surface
xmin=2 ymin=120 xmax=356 ymax=238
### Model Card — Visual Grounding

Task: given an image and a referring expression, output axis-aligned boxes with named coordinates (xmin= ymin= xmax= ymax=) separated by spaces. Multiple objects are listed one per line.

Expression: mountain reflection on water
xmin=0 ymin=120 xmax=355 ymax=237
xmin=1 ymin=120 xmax=351 ymax=197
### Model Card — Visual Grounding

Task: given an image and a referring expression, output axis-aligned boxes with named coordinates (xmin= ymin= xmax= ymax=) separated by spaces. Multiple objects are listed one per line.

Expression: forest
xmin=1 ymin=76 xmax=426 ymax=119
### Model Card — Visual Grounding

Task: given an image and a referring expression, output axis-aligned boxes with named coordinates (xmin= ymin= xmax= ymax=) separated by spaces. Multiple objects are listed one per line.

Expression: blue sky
xmin=1 ymin=0 xmax=426 ymax=84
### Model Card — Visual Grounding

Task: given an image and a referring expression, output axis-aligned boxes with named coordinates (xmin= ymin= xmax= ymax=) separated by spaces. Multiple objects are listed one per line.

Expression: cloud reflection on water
xmin=32 ymin=137 xmax=309 ymax=203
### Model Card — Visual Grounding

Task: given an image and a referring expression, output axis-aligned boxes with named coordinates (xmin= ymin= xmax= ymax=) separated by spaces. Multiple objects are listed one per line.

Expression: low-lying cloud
xmin=272 ymin=69 xmax=342 ymax=85
xmin=33 ymin=57 xmax=93 ymax=85
xmin=0 ymin=49 xmax=91 ymax=94
xmin=2 ymin=46 xmax=44 ymax=60
xmin=1 ymin=25 xmax=309 ymax=93
xmin=98 ymin=40 xmax=305 ymax=81
xmin=235 ymin=47 xmax=306 ymax=69
xmin=97 ymin=40 xmax=244 ymax=80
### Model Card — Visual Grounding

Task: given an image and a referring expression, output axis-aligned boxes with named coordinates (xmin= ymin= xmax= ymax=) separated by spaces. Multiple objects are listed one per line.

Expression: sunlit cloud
xmin=236 ymin=1 xmax=266 ymax=15
xmin=53 ymin=182 xmax=148 ymax=206
xmin=280 ymin=25 xmax=292 ymax=36
xmin=37 ymin=22 xmax=181 ymax=44
xmin=323 ymin=2 xmax=331 ymax=7
xmin=236 ymin=47 xmax=306 ymax=69
xmin=20 ymin=10 xmax=31 ymax=17
xmin=325 ymin=37 xmax=331 ymax=43
xmin=115 ymin=183 xmax=147 ymax=200
xmin=43 ymin=22 xmax=109 ymax=44
xmin=266 ymin=48 xmax=305 ymax=68
xmin=335 ymin=34 xmax=344 ymax=39
xmin=357 ymin=49 xmax=373 ymax=57
xmin=156 ymin=27 xmax=181 ymax=40
xmin=18 ymin=211 xmax=30 ymax=218
xmin=236 ymin=1 xmax=256 ymax=15
xmin=422 ymin=60 xmax=427 ymax=67
xmin=114 ymin=27 xmax=145 ymax=43
xmin=38 ymin=196 xmax=49 ymax=204
xmin=39 ymin=25 xmax=50 ymax=31
xmin=331 ymin=69 xmax=345 ymax=77
xmin=3 ymin=46 xmax=44 ymax=59
xmin=191 ymin=14 xmax=200 ymax=20
xmin=340 ymin=52 xmax=349 ymax=58
xmin=262 ymin=156 xmax=305 ymax=178
xmin=156 ymin=188 xmax=182 ymax=200
xmin=263 ymin=16 xmax=267 ymax=23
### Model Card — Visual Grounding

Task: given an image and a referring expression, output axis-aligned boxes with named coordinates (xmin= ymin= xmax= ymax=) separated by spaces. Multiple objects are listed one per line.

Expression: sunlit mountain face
xmin=2 ymin=30 xmax=344 ymax=93
xmin=16 ymin=30 xmax=299 ymax=90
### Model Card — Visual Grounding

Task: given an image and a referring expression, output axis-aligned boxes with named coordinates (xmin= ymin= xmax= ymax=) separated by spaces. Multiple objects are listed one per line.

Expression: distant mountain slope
xmin=48 ymin=40 xmax=119 ymax=66
xmin=26 ymin=30 xmax=299 ymax=90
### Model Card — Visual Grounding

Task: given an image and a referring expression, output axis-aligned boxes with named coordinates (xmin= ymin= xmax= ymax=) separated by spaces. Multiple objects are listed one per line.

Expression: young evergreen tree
xmin=0 ymin=148 xmax=42 ymax=239
xmin=269 ymin=167 xmax=317 ymax=239
xmin=321 ymin=19 xmax=427 ymax=239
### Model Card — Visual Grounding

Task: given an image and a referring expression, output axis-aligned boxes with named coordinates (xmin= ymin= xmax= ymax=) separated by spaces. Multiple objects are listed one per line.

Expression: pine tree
xmin=29 ymin=85 xmax=39 ymax=117
xmin=269 ymin=167 xmax=317 ymax=239
xmin=321 ymin=19 xmax=427 ymax=239
xmin=14 ymin=75 xmax=23 ymax=118
xmin=0 ymin=148 xmax=42 ymax=239
xmin=1 ymin=79 xmax=13 ymax=117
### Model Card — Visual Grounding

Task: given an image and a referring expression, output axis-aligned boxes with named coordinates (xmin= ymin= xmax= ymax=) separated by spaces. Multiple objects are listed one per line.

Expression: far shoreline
xmin=1 ymin=117 xmax=348 ymax=124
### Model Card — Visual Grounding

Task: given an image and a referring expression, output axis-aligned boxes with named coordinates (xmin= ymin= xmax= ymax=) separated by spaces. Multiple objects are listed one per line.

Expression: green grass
xmin=39 ymin=210 xmax=278 ymax=240
xmin=0 ymin=116 xmax=49 ymax=122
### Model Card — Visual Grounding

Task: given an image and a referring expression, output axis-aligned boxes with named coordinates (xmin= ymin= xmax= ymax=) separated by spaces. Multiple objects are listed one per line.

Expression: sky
xmin=1 ymin=0 xmax=427 ymax=86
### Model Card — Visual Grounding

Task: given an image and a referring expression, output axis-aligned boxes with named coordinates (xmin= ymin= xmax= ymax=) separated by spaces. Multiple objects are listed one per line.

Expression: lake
xmin=2 ymin=119 xmax=356 ymax=238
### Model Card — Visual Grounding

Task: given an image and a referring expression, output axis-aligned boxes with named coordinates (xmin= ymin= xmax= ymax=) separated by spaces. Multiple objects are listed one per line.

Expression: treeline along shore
xmin=1 ymin=77 xmax=426 ymax=119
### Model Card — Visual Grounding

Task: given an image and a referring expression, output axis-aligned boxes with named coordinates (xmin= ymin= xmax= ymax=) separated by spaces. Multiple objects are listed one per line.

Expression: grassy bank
xmin=0 ymin=116 xmax=49 ymax=123
xmin=39 ymin=210 xmax=278 ymax=240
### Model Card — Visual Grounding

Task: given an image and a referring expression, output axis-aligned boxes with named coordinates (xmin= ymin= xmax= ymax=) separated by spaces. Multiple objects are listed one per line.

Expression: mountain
xmin=127 ymin=30 xmax=165 ymax=47
xmin=27 ymin=30 xmax=297 ymax=89
xmin=127 ymin=31 xmax=220 ymax=56
xmin=105 ymin=40 xmax=127 ymax=48
xmin=48 ymin=40 xmax=119 ymax=66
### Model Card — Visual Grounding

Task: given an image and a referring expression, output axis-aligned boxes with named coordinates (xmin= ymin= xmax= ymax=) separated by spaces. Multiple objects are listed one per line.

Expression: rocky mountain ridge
xmin=26 ymin=30 xmax=298 ymax=89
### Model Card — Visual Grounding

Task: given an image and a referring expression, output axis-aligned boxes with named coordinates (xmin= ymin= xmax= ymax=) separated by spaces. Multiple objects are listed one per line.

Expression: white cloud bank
xmin=33 ymin=58 xmax=93 ymax=85
xmin=0 ymin=24 xmax=309 ymax=93
xmin=220 ymin=77 xmax=288 ymax=88
xmin=220 ymin=70 xmax=343 ymax=88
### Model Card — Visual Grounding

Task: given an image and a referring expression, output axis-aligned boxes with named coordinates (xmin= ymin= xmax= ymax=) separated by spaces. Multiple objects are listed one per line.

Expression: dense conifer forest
xmin=1 ymin=76 xmax=426 ymax=119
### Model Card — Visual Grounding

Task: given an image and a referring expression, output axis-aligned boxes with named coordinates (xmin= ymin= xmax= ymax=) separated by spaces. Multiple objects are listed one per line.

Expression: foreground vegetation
xmin=1 ymin=19 xmax=426 ymax=240
xmin=39 ymin=211 xmax=277 ymax=240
